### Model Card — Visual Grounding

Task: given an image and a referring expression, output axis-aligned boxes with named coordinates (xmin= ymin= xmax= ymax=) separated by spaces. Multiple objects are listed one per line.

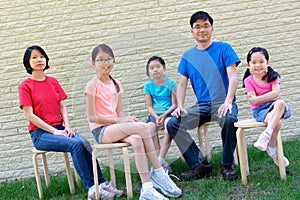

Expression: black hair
xmin=190 ymin=11 xmax=213 ymax=28
xmin=146 ymin=56 xmax=166 ymax=77
xmin=23 ymin=45 xmax=50 ymax=74
xmin=242 ymin=47 xmax=280 ymax=88
xmin=91 ymin=44 xmax=119 ymax=92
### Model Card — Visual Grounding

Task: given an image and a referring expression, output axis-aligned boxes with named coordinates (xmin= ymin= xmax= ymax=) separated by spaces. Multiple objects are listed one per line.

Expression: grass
xmin=1 ymin=139 xmax=300 ymax=200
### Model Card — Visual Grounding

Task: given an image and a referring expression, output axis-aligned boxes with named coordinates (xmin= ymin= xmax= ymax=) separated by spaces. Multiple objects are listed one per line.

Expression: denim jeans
xmin=166 ymin=101 xmax=238 ymax=169
xmin=30 ymin=125 xmax=105 ymax=189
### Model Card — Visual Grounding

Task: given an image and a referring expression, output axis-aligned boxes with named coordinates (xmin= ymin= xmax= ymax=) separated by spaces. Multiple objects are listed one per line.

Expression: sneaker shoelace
xmin=99 ymin=187 xmax=115 ymax=198
xmin=103 ymin=181 xmax=123 ymax=196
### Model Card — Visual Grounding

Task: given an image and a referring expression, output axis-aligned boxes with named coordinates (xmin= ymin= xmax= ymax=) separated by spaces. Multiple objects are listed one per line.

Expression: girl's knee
xmin=128 ymin=135 xmax=144 ymax=150
xmin=274 ymin=99 xmax=285 ymax=110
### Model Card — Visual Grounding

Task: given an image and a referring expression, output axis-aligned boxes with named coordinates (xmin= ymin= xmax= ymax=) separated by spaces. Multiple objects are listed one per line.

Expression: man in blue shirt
xmin=167 ymin=11 xmax=240 ymax=180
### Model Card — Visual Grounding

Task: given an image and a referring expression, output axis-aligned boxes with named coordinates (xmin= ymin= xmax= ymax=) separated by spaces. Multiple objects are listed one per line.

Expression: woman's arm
xmin=59 ymin=101 xmax=75 ymax=137
xmin=23 ymin=106 xmax=67 ymax=136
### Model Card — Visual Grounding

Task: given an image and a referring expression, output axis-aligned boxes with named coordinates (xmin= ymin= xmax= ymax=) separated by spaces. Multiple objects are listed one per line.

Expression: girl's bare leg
xmin=122 ymin=134 xmax=150 ymax=183
xmin=264 ymin=99 xmax=285 ymax=132
xmin=267 ymin=121 xmax=281 ymax=148
xmin=102 ymin=121 xmax=161 ymax=169
xmin=148 ymin=122 xmax=160 ymax=155
xmin=159 ymin=118 xmax=172 ymax=158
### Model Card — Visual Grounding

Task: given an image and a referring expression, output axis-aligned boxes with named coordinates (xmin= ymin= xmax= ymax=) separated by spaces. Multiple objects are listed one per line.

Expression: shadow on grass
xmin=0 ymin=139 xmax=299 ymax=199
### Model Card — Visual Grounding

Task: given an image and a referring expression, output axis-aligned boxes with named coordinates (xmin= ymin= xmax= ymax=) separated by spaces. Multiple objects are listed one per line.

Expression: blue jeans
xmin=30 ymin=125 xmax=105 ymax=189
xmin=166 ymin=101 xmax=238 ymax=169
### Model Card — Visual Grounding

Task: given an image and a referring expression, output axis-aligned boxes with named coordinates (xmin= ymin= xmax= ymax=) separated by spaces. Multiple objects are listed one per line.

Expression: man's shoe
xmin=180 ymin=162 xmax=212 ymax=180
xmin=221 ymin=164 xmax=237 ymax=180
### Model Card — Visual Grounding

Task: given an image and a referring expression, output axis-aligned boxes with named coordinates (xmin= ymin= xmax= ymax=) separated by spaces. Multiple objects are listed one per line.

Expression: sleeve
xmin=55 ymin=79 xmax=67 ymax=101
xmin=84 ymin=78 xmax=96 ymax=97
xmin=224 ymin=43 xmax=241 ymax=68
xmin=271 ymin=77 xmax=280 ymax=85
xmin=170 ymin=78 xmax=177 ymax=91
xmin=144 ymin=82 xmax=151 ymax=94
xmin=18 ymin=81 xmax=32 ymax=109
xmin=177 ymin=57 xmax=189 ymax=78
xmin=244 ymin=76 xmax=255 ymax=94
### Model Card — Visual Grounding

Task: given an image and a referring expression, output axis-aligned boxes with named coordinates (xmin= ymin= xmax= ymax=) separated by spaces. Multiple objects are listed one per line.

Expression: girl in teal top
xmin=144 ymin=56 xmax=177 ymax=174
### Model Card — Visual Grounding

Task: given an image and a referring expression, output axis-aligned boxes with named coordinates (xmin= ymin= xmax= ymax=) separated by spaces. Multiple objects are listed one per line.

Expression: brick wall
xmin=0 ymin=0 xmax=299 ymax=182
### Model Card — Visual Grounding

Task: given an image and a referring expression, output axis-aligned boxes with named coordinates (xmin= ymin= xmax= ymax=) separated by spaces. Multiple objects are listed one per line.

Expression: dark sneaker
xmin=221 ymin=164 xmax=237 ymax=180
xmin=180 ymin=162 xmax=212 ymax=180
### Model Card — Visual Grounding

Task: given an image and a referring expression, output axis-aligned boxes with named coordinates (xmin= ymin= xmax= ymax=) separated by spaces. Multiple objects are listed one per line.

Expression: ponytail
xmin=264 ymin=66 xmax=280 ymax=83
xmin=109 ymin=75 xmax=120 ymax=92
xmin=242 ymin=68 xmax=251 ymax=88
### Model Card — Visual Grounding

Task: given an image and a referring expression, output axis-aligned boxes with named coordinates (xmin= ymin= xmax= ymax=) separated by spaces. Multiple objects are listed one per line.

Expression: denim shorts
xmin=253 ymin=101 xmax=291 ymax=122
xmin=92 ymin=125 xmax=108 ymax=144
xmin=146 ymin=114 xmax=172 ymax=123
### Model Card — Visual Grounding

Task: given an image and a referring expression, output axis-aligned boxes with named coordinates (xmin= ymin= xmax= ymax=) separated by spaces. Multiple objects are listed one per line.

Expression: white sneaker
xmin=139 ymin=186 xmax=168 ymax=200
xmin=87 ymin=185 xmax=115 ymax=199
xmin=254 ymin=131 xmax=271 ymax=151
xmin=150 ymin=168 xmax=182 ymax=198
xmin=101 ymin=181 xmax=123 ymax=197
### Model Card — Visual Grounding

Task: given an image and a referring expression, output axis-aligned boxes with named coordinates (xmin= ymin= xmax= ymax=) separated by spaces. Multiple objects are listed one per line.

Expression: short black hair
xmin=190 ymin=11 xmax=213 ymax=27
xmin=23 ymin=45 xmax=50 ymax=74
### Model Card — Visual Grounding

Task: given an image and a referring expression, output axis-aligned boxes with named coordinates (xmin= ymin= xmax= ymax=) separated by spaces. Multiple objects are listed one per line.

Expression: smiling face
xmin=190 ymin=19 xmax=214 ymax=45
xmin=248 ymin=52 xmax=270 ymax=78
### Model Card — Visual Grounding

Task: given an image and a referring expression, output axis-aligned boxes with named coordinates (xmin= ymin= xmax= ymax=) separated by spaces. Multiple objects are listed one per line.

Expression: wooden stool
xmin=198 ymin=121 xmax=238 ymax=165
xmin=92 ymin=143 xmax=132 ymax=199
xmin=32 ymin=149 xmax=80 ymax=199
xmin=234 ymin=118 xmax=286 ymax=185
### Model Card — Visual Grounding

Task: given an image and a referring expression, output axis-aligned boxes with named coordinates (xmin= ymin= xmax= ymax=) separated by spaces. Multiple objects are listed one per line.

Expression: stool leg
xmin=276 ymin=131 xmax=286 ymax=180
xmin=92 ymin=149 xmax=100 ymax=199
xmin=122 ymin=147 xmax=132 ymax=199
xmin=197 ymin=127 xmax=205 ymax=154
xmin=108 ymin=149 xmax=116 ymax=187
xmin=63 ymin=153 xmax=75 ymax=194
xmin=33 ymin=153 xmax=43 ymax=199
xmin=234 ymin=147 xmax=239 ymax=166
xmin=74 ymin=168 xmax=80 ymax=185
xmin=203 ymin=125 xmax=211 ymax=162
xmin=41 ymin=153 xmax=50 ymax=187
xmin=236 ymin=128 xmax=248 ymax=185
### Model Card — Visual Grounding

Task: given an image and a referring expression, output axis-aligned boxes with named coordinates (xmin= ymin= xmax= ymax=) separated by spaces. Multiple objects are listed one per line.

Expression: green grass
xmin=1 ymin=139 xmax=300 ymax=200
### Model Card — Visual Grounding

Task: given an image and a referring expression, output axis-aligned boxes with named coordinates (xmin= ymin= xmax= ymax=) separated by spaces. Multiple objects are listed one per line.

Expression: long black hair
xmin=242 ymin=47 xmax=280 ymax=88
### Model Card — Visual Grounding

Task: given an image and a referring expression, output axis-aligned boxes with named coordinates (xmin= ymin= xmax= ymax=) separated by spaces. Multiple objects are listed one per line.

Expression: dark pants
xmin=166 ymin=102 xmax=238 ymax=169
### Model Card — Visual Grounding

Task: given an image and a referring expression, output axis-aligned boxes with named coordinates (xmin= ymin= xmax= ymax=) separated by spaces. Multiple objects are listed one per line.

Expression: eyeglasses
xmin=95 ymin=57 xmax=114 ymax=65
xmin=192 ymin=24 xmax=212 ymax=30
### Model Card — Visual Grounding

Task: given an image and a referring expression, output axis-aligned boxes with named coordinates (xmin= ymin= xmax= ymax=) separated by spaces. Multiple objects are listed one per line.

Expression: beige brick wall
xmin=0 ymin=0 xmax=299 ymax=182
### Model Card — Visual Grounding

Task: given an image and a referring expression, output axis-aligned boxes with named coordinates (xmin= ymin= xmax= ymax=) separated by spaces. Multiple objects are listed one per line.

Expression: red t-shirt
xmin=18 ymin=76 xmax=67 ymax=132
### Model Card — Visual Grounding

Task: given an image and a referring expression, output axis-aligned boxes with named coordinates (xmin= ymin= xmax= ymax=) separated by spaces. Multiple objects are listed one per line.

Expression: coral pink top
xmin=84 ymin=76 xmax=123 ymax=131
